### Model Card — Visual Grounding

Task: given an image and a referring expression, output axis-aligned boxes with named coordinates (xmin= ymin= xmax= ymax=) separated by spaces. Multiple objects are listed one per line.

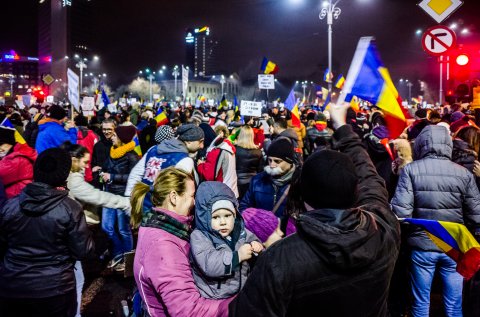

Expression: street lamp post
xmin=220 ymin=75 xmax=226 ymax=96
xmin=75 ymin=60 xmax=87 ymax=93
xmin=8 ymin=75 xmax=15 ymax=95
xmin=147 ymin=74 xmax=155 ymax=103
xmin=172 ymin=66 xmax=180 ymax=99
xmin=319 ymin=0 xmax=341 ymax=94
xmin=302 ymin=81 xmax=308 ymax=98
xmin=407 ymin=82 xmax=413 ymax=104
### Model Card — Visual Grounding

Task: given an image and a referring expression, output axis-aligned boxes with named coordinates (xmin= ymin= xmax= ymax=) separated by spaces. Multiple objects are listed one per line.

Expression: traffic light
xmin=451 ymin=51 xmax=471 ymax=83
xmin=32 ymin=86 xmax=46 ymax=103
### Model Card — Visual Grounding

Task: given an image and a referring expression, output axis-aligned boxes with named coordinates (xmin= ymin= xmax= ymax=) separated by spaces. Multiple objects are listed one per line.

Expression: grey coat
xmin=190 ymin=181 xmax=258 ymax=299
xmin=391 ymin=125 xmax=480 ymax=251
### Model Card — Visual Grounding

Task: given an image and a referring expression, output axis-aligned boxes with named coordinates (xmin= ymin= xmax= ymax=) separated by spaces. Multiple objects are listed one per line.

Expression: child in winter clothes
xmin=190 ymin=182 xmax=263 ymax=299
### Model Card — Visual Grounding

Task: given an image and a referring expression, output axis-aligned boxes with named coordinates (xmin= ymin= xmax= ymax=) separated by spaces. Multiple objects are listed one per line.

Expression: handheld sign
xmin=240 ymin=100 xmax=262 ymax=117
xmin=258 ymin=75 xmax=275 ymax=90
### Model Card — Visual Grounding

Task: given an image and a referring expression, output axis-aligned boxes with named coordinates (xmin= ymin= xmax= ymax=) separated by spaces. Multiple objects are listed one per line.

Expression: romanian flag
xmin=284 ymin=89 xmax=301 ymax=128
xmin=260 ymin=57 xmax=279 ymax=75
xmin=324 ymin=68 xmax=333 ymax=83
xmin=1 ymin=117 xmax=26 ymax=144
xmin=403 ymin=218 xmax=480 ymax=279
xmin=218 ymin=95 xmax=228 ymax=110
xmin=335 ymin=74 xmax=345 ymax=89
xmin=133 ymin=134 xmax=142 ymax=157
xmin=321 ymin=92 xmax=331 ymax=112
xmin=155 ymin=108 xmax=168 ymax=127
xmin=350 ymin=95 xmax=360 ymax=112
xmin=340 ymin=37 xmax=407 ymax=139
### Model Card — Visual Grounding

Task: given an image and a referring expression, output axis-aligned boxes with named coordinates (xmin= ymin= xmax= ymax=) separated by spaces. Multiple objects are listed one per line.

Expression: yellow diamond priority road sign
xmin=418 ymin=0 xmax=463 ymax=23
xmin=42 ymin=74 xmax=55 ymax=86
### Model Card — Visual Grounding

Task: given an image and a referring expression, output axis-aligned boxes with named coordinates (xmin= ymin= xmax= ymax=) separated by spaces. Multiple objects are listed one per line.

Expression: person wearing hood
xmin=190 ymin=182 xmax=263 ymax=299
xmin=35 ymin=104 xmax=77 ymax=153
xmin=239 ymin=138 xmax=296 ymax=224
xmin=0 ymin=148 xmax=94 ymax=317
xmin=451 ymin=126 xmax=480 ymax=190
xmin=127 ymin=124 xmax=204 ymax=226
xmin=0 ymin=126 xmax=37 ymax=199
xmin=392 ymin=125 xmax=480 ymax=317
xmin=131 ymin=168 xmax=233 ymax=316
xmin=230 ymin=102 xmax=400 ymax=317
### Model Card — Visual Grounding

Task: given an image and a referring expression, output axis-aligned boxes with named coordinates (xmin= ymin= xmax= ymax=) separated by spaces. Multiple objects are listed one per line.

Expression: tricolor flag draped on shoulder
xmin=401 ymin=218 xmax=480 ymax=279
xmin=339 ymin=37 xmax=407 ymax=139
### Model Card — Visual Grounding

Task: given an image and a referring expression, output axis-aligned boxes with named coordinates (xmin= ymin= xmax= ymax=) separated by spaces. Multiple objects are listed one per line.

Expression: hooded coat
xmin=0 ymin=182 xmax=94 ymax=298
xmin=229 ymin=124 xmax=400 ymax=317
xmin=0 ymin=143 xmax=37 ymax=199
xmin=392 ymin=125 xmax=480 ymax=251
xmin=190 ymin=182 xmax=257 ymax=299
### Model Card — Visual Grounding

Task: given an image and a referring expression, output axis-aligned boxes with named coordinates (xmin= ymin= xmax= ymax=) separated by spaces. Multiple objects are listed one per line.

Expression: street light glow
xmin=415 ymin=29 xmax=422 ymax=35
xmin=93 ymin=55 xmax=99 ymax=60
xmin=162 ymin=65 xmax=166 ymax=70
xmin=450 ymin=23 xmax=457 ymax=29
xmin=74 ymin=54 xmax=79 ymax=59
xmin=322 ymin=1 xmax=329 ymax=8
xmin=461 ymin=28 xmax=469 ymax=34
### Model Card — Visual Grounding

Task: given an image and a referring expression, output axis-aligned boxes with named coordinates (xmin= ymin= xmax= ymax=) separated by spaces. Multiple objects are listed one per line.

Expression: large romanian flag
xmin=260 ymin=57 xmax=279 ymax=75
xmin=284 ymin=89 xmax=301 ymax=128
xmin=341 ymin=37 xmax=407 ymax=139
xmin=154 ymin=108 xmax=168 ymax=127
xmin=403 ymin=218 xmax=480 ymax=279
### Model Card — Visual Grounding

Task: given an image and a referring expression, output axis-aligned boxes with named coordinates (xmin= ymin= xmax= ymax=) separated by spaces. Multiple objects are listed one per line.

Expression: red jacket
xmin=0 ymin=143 xmax=37 ymax=198
xmin=76 ymin=128 xmax=99 ymax=182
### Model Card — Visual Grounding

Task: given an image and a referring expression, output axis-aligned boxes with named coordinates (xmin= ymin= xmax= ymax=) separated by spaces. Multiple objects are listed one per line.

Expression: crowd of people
xmin=1 ymin=98 xmax=480 ymax=317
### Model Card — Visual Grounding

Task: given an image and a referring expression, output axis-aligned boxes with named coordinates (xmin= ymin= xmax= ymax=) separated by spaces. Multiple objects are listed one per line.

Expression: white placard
xmin=107 ymin=103 xmax=117 ymax=113
xmin=67 ymin=68 xmax=80 ymax=112
xmin=240 ymin=100 xmax=262 ymax=117
xmin=15 ymin=100 xmax=25 ymax=109
xmin=208 ymin=99 xmax=215 ymax=106
xmin=258 ymin=74 xmax=275 ymax=90
xmin=46 ymin=95 xmax=54 ymax=103
xmin=153 ymin=94 xmax=160 ymax=101
xmin=82 ymin=96 xmax=95 ymax=111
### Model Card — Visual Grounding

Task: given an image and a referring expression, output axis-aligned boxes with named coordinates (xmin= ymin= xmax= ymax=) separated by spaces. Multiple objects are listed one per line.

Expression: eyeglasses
xmin=102 ymin=129 xmax=113 ymax=132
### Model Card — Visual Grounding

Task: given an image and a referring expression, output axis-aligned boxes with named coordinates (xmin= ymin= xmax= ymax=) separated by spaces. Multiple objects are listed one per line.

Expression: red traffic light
xmin=456 ymin=54 xmax=469 ymax=66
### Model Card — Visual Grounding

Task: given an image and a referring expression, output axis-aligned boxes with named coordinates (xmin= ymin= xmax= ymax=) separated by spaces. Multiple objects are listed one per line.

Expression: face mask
xmin=0 ymin=151 xmax=7 ymax=158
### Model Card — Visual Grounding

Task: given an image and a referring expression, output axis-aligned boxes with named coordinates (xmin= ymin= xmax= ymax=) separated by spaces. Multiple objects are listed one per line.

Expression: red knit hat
xmin=115 ymin=125 xmax=137 ymax=144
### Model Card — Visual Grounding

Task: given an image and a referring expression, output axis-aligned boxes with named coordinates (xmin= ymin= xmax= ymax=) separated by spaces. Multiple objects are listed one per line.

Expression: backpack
xmin=197 ymin=137 xmax=226 ymax=182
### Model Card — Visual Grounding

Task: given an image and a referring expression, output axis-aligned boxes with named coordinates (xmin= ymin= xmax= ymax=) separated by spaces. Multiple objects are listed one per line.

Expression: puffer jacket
xmin=191 ymin=182 xmax=258 ymax=299
xmin=76 ymin=127 xmax=99 ymax=182
xmin=0 ymin=182 xmax=94 ymax=298
xmin=392 ymin=125 xmax=480 ymax=252
xmin=235 ymin=146 xmax=263 ymax=185
xmin=287 ymin=120 xmax=306 ymax=150
xmin=103 ymin=151 xmax=139 ymax=195
xmin=0 ymin=143 xmax=37 ymax=199
xmin=229 ymin=124 xmax=400 ymax=317
xmin=35 ymin=119 xmax=77 ymax=154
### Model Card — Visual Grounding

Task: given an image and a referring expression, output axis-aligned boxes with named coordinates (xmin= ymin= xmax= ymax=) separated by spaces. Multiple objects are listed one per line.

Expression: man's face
xmin=102 ymin=123 xmax=115 ymax=140
xmin=184 ymin=139 xmax=204 ymax=154
xmin=272 ymin=108 xmax=279 ymax=115
xmin=264 ymin=156 xmax=292 ymax=177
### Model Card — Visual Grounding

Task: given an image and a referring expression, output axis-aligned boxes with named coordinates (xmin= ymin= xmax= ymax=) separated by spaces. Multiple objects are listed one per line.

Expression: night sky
xmin=3 ymin=0 xmax=480 ymax=95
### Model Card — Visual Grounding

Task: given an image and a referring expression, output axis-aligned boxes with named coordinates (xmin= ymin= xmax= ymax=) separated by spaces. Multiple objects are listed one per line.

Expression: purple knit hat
xmin=242 ymin=208 xmax=279 ymax=243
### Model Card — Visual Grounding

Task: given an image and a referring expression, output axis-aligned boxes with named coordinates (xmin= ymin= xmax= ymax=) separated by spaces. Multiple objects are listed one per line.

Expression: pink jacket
xmin=134 ymin=207 xmax=232 ymax=317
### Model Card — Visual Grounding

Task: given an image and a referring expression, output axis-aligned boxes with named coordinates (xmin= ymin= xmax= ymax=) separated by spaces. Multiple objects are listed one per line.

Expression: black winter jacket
xmin=103 ymin=151 xmax=139 ymax=195
xmin=0 ymin=182 xmax=95 ymax=298
xmin=452 ymin=138 xmax=480 ymax=190
xmin=235 ymin=146 xmax=263 ymax=185
xmin=392 ymin=125 xmax=480 ymax=251
xmin=230 ymin=124 xmax=400 ymax=317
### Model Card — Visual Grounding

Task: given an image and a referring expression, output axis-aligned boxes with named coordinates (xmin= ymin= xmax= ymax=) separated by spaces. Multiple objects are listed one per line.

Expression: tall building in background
xmin=185 ymin=26 xmax=218 ymax=77
xmin=38 ymin=0 xmax=94 ymax=97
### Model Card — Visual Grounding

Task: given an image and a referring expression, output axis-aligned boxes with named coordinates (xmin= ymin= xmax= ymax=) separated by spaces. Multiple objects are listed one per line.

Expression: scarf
xmin=272 ymin=164 xmax=296 ymax=187
xmin=110 ymin=141 xmax=135 ymax=159
xmin=142 ymin=209 xmax=192 ymax=241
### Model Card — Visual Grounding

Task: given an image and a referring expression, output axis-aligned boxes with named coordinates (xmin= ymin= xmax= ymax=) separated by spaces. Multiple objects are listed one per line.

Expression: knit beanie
xmin=177 ymin=124 xmax=205 ymax=141
xmin=0 ymin=127 xmax=16 ymax=145
xmin=301 ymin=150 xmax=358 ymax=209
xmin=34 ymin=148 xmax=72 ymax=187
xmin=450 ymin=111 xmax=465 ymax=123
xmin=212 ymin=200 xmax=236 ymax=215
xmin=372 ymin=125 xmax=390 ymax=139
xmin=47 ymin=104 xmax=67 ymax=120
xmin=154 ymin=125 xmax=175 ymax=144
xmin=115 ymin=125 xmax=137 ymax=144
xmin=241 ymin=208 xmax=279 ymax=243
xmin=415 ymin=108 xmax=428 ymax=120
xmin=266 ymin=138 xmax=295 ymax=164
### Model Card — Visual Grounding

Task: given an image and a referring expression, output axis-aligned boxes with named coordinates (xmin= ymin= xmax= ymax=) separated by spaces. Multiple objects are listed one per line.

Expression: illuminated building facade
xmin=185 ymin=26 xmax=219 ymax=77
xmin=0 ymin=50 xmax=41 ymax=96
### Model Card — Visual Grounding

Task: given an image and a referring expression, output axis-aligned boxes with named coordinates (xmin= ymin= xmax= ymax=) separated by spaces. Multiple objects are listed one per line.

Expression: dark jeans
xmin=0 ymin=290 xmax=77 ymax=317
